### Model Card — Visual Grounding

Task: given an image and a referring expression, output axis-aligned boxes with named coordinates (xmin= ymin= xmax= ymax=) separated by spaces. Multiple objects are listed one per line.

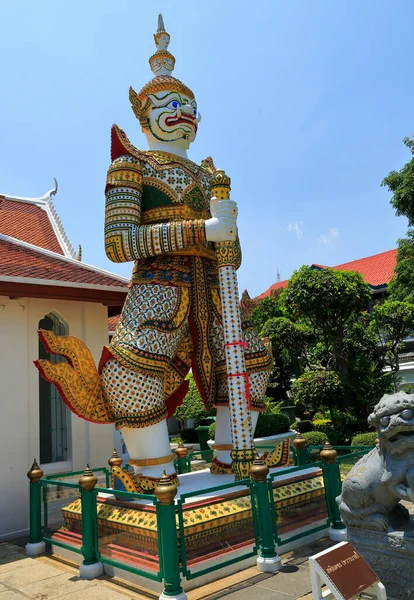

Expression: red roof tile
xmin=256 ymin=279 xmax=288 ymax=301
xmin=256 ymin=249 xmax=397 ymax=300
xmin=108 ymin=314 xmax=120 ymax=332
xmin=0 ymin=239 xmax=128 ymax=288
xmin=327 ymin=249 xmax=397 ymax=287
xmin=0 ymin=198 xmax=64 ymax=255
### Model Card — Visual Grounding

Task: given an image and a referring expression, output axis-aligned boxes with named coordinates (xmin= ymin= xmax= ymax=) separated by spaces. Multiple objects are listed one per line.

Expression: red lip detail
xmin=165 ymin=115 xmax=197 ymax=131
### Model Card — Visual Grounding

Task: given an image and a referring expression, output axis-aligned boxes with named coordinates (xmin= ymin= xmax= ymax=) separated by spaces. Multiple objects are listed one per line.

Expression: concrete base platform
xmin=47 ymin=465 xmax=329 ymax=593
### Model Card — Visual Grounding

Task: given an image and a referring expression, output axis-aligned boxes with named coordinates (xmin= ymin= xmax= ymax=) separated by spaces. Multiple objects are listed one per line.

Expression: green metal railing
xmin=27 ymin=444 xmax=372 ymax=592
xmin=176 ymin=477 xmax=258 ymax=580
xmin=45 ymin=467 xmax=110 ymax=488
xmin=268 ymin=461 xmax=330 ymax=545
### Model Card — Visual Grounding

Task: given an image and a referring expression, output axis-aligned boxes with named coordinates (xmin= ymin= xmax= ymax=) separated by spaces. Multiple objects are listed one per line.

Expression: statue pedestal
xmin=47 ymin=466 xmax=328 ymax=593
xmin=347 ymin=517 xmax=414 ymax=600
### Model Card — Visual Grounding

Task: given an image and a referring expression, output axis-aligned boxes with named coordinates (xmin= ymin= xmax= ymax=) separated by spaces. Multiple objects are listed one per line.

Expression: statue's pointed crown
xmin=129 ymin=14 xmax=195 ymax=128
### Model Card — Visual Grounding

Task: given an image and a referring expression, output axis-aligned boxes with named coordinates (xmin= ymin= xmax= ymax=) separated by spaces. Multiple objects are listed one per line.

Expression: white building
xmin=0 ymin=182 xmax=128 ymax=540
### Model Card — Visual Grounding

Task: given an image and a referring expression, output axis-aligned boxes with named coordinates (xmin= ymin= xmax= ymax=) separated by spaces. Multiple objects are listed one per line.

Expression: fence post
xmin=25 ymin=459 xmax=46 ymax=556
xmin=79 ymin=465 xmax=104 ymax=579
xmin=174 ymin=443 xmax=189 ymax=475
xmin=293 ymin=433 xmax=309 ymax=466
xmin=250 ymin=456 xmax=281 ymax=572
xmin=108 ymin=448 xmax=123 ymax=488
xmin=320 ymin=443 xmax=347 ymax=542
xmin=155 ymin=472 xmax=187 ymax=600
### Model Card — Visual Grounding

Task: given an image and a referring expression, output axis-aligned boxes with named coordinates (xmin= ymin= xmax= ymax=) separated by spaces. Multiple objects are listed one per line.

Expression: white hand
xmin=205 ymin=197 xmax=238 ymax=242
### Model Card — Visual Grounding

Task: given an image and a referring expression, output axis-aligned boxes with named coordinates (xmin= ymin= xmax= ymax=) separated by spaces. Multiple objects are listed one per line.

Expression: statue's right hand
xmin=205 ymin=197 xmax=238 ymax=242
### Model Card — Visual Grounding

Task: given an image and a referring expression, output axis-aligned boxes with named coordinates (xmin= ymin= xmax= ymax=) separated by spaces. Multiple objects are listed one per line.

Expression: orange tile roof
xmin=0 ymin=238 xmax=128 ymax=288
xmin=108 ymin=314 xmax=120 ymax=332
xmin=0 ymin=198 xmax=64 ymax=255
xmin=256 ymin=249 xmax=397 ymax=300
xmin=327 ymin=249 xmax=397 ymax=288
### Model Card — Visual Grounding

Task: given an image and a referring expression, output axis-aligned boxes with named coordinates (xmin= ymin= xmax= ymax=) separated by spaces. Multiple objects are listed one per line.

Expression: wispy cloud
xmin=319 ymin=228 xmax=340 ymax=244
xmin=287 ymin=221 xmax=304 ymax=240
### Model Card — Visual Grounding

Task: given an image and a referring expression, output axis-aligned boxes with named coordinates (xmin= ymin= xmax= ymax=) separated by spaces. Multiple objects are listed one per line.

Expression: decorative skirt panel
xmin=100 ymin=255 xmax=272 ymax=428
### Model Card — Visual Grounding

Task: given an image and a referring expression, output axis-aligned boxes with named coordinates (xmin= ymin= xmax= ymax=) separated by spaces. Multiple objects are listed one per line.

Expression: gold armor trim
xmin=129 ymin=453 xmax=175 ymax=467
xmin=168 ymin=246 xmax=216 ymax=260
xmin=111 ymin=125 xmax=207 ymax=180
xmin=141 ymin=205 xmax=210 ymax=224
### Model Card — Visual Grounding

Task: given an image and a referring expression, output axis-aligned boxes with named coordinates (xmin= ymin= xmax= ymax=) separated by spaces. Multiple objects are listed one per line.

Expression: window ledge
xmin=40 ymin=461 xmax=73 ymax=475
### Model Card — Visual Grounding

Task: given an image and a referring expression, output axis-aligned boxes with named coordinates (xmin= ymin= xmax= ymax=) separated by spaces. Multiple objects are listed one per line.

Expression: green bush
xmin=207 ymin=413 xmax=290 ymax=440
xmin=351 ymin=432 xmax=377 ymax=446
xmin=292 ymin=420 xmax=314 ymax=433
xmin=174 ymin=374 xmax=208 ymax=422
xmin=302 ymin=431 xmax=328 ymax=446
xmin=255 ymin=413 xmax=290 ymax=437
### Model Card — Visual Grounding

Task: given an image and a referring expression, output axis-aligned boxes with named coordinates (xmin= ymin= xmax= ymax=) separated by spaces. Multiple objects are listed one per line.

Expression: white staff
xmin=209 ymin=170 xmax=255 ymax=480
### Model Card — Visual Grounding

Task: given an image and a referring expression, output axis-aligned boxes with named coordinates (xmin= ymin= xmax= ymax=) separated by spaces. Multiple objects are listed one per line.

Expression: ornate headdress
xmin=129 ymin=14 xmax=195 ymax=128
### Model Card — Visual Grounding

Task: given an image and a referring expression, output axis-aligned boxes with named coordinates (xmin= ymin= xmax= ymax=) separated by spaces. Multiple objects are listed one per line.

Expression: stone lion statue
xmin=337 ymin=391 xmax=414 ymax=531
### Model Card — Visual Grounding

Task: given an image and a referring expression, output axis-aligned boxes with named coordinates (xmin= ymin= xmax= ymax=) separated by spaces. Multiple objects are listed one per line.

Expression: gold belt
xmin=169 ymin=246 xmax=217 ymax=260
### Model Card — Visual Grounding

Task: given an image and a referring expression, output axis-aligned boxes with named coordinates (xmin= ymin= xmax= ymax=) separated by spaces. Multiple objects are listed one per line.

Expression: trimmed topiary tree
xmin=302 ymin=431 xmax=328 ymax=446
xmin=174 ymin=373 xmax=208 ymax=423
xmin=351 ymin=432 xmax=377 ymax=446
xmin=255 ymin=413 xmax=290 ymax=437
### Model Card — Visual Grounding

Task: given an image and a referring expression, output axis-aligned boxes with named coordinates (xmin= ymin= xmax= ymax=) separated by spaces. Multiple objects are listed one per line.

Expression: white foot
xmin=79 ymin=561 xmax=104 ymax=579
xmin=159 ymin=592 xmax=187 ymax=600
xmin=25 ymin=541 xmax=46 ymax=556
xmin=257 ymin=554 xmax=282 ymax=572
xmin=329 ymin=527 xmax=347 ymax=542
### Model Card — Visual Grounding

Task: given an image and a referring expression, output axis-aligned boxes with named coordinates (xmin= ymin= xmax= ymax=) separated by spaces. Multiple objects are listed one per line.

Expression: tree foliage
xmin=382 ymin=136 xmax=414 ymax=225
xmin=174 ymin=373 xmax=208 ymax=422
xmin=387 ymin=229 xmax=414 ymax=304
xmin=382 ymin=136 xmax=414 ymax=304
xmin=371 ymin=300 xmax=414 ymax=371
xmin=254 ymin=266 xmax=399 ymax=428
xmin=250 ymin=294 xmax=283 ymax=333
xmin=290 ymin=370 xmax=344 ymax=423
xmin=282 ymin=266 xmax=371 ymax=337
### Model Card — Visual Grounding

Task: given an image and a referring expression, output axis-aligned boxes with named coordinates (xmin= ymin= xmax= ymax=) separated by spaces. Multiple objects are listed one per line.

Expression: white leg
xmin=214 ymin=407 xmax=259 ymax=464
xmin=122 ymin=420 xmax=175 ymax=478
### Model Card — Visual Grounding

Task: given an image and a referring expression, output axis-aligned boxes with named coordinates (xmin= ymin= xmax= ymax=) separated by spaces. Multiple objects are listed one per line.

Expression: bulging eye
xmin=401 ymin=409 xmax=413 ymax=420
xmin=193 ymin=108 xmax=197 ymax=116
xmin=168 ymin=100 xmax=180 ymax=109
xmin=380 ymin=416 xmax=390 ymax=427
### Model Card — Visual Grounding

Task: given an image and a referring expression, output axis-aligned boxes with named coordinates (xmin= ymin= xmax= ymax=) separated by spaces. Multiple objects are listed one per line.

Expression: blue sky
xmin=1 ymin=1 xmax=412 ymax=297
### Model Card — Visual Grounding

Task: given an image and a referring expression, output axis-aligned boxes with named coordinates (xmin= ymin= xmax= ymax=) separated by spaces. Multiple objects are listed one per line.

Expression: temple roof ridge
xmin=0 ymin=232 xmax=129 ymax=285
xmin=2 ymin=179 xmax=77 ymax=259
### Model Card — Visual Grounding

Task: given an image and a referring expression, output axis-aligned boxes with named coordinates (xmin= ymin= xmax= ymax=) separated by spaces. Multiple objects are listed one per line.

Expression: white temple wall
xmin=0 ymin=295 xmax=115 ymax=540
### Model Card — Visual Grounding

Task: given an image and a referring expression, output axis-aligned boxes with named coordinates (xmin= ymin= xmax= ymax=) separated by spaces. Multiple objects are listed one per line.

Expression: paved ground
xmin=0 ymin=536 xmax=335 ymax=600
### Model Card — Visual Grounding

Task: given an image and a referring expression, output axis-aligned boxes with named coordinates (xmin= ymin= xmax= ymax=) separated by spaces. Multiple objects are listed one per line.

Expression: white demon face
xmin=146 ymin=90 xmax=201 ymax=147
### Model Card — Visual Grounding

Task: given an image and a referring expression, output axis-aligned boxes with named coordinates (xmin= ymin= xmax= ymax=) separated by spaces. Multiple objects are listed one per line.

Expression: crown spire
xmin=150 ymin=14 xmax=175 ymax=76
xmin=157 ymin=14 xmax=166 ymax=34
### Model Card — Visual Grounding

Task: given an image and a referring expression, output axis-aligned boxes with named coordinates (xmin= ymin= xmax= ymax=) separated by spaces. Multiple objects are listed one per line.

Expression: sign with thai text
xmin=313 ymin=542 xmax=379 ymax=600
